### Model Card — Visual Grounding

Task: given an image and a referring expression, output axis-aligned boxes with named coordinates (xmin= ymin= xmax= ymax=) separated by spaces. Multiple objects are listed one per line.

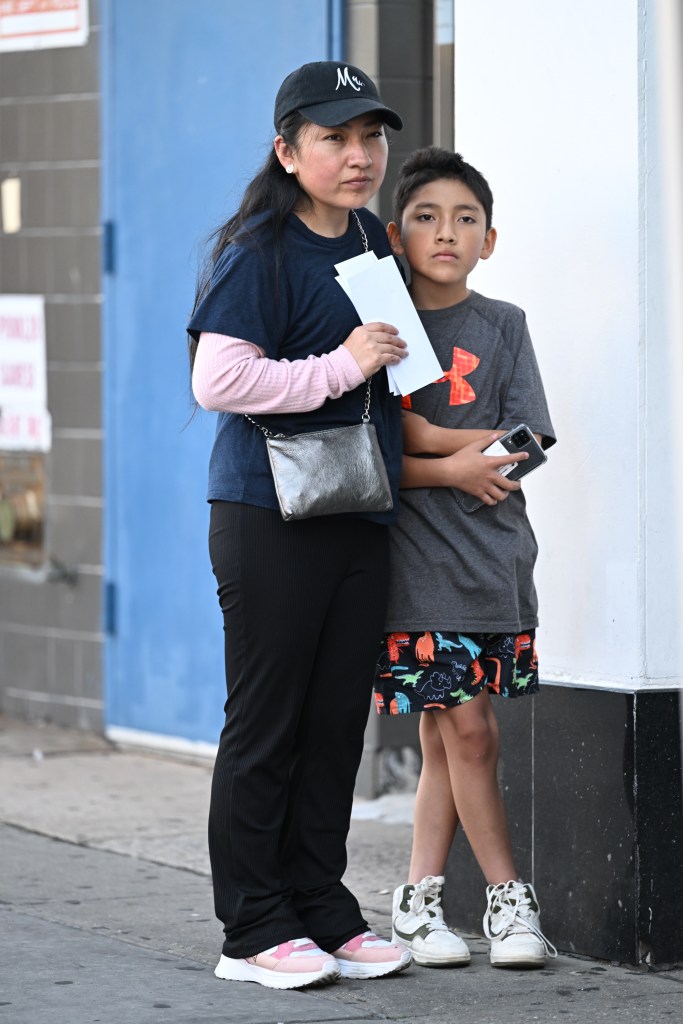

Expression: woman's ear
xmin=479 ymin=227 xmax=497 ymax=261
xmin=273 ymin=135 xmax=295 ymax=173
xmin=387 ymin=221 xmax=405 ymax=256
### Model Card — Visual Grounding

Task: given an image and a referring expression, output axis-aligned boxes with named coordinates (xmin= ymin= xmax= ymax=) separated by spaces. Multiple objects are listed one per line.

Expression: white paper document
xmin=335 ymin=254 xmax=442 ymax=396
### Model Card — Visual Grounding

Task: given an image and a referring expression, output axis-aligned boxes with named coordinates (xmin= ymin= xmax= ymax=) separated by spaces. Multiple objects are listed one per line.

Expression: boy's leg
xmin=392 ymin=711 xmax=470 ymax=966
xmin=408 ymin=712 xmax=458 ymax=882
xmin=435 ymin=689 xmax=555 ymax=966
xmin=434 ymin=690 xmax=517 ymax=884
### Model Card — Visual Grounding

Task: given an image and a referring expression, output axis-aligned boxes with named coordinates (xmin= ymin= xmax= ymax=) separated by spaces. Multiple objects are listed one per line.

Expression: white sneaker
xmin=392 ymin=875 xmax=470 ymax=966
xmin=483 ymin=880 xmax=557 ymax=968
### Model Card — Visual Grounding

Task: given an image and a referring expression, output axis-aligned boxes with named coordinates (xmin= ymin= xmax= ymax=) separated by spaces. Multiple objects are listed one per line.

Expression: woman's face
xmin=281 ymin=114 xmax=389 ymax=226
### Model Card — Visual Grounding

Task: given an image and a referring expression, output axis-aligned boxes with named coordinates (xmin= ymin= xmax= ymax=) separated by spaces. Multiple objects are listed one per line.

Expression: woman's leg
xmin=282 ymin=517 xmax=391 ymax=951
xmin=408 ymin=712 xmax=459 ymax=883
xmin=434 ymin=690 xmax=517 ymax=884
xmin=280 ymin=519 xmax=411 ymax=979
xmin=208 ymin=503 xmax=367 ymax=958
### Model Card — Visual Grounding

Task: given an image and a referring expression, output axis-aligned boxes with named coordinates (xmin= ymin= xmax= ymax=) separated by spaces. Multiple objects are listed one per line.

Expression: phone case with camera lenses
xmin=455 ymin=424 xmax=547 ymax=513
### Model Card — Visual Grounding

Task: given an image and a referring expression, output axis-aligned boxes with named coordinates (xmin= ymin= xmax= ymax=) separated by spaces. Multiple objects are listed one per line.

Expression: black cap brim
xmin=298 ymin=97 xmax=403 ymax=131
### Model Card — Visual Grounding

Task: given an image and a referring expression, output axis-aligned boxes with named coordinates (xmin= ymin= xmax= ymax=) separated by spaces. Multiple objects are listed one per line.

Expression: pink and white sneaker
xmin=333 ymin=930 xmax=412 ymax=979
xmin=214 ymin=937 xmax=340 ymax=990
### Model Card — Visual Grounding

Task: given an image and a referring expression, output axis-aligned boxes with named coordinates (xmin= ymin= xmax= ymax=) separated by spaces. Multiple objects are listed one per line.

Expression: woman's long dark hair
xmin=188 ymin=111 xmax=311 ymax=372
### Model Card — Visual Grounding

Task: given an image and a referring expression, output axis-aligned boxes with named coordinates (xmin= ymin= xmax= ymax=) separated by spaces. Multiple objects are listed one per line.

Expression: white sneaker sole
xmin=392 ymin=930 xmax=470 ymax=967
xmin=336 ymin=949 xmax=412 ymax=980
xmin=412 ymin=949 xmax=471 ymax=967
xmin=214 ymin=954 xmax=340 ymax=990
xmin=490 ymin=952 xmax=546 ymax=969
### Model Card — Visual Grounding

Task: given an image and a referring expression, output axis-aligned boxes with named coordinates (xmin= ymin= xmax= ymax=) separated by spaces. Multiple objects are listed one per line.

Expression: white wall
xmin=453 ymin=0 xmax=680 ymax=690
xmin=641 ymin=0 xmax=683 ymax=688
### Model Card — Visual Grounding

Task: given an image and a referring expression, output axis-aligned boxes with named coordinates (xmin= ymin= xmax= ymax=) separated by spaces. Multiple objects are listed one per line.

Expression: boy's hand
xmin=343 ymin=322 xmax=407 ymax=378
xmin=445 ymin=434 xmax=529 ymax=505
xmin=401 ymin=410 xmax=435 ymax=454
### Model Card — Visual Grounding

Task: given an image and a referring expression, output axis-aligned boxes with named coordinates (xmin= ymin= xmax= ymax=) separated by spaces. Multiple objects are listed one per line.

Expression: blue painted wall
xmin=101 ymin=0 xmax=343 ymax=741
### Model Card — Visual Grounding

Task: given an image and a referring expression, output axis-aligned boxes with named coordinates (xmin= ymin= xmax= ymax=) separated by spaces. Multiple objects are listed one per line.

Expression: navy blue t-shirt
xmin=187 ymin=208 xmax=402 ymax=523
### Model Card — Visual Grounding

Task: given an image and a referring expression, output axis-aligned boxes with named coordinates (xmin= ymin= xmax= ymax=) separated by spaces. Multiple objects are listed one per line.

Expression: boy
xmin=376 ymin=148 xmax=557 ymax=968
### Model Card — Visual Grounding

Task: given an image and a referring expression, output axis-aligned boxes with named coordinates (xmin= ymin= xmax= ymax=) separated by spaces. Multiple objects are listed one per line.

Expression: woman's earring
xmin=286 ymin=164 xmax=295 ymax=174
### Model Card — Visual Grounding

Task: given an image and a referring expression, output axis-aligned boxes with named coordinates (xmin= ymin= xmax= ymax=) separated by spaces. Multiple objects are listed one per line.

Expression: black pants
xmin=208 ymin=501 xmax=390 ymax=958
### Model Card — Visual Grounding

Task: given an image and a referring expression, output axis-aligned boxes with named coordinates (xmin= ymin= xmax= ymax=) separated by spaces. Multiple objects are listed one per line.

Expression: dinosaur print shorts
xmin=374 ymin=629 xmax=539 ymax=715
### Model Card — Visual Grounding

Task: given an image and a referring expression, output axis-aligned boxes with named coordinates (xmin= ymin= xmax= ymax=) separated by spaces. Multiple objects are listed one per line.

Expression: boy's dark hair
xmin=393 ymin=146 xmax=494 ymax=230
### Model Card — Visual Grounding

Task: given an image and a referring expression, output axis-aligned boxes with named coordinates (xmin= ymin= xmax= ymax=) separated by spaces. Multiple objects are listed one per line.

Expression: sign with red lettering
xmin=0 ymin=295 xmax=51 ymax=451
xmin=0 ymin=0 xmax=88 ymax=52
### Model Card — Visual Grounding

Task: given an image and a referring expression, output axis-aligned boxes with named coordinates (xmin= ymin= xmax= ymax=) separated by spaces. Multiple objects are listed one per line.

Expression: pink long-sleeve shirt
xmin=192 ymin=332 xmax=366 ymax=415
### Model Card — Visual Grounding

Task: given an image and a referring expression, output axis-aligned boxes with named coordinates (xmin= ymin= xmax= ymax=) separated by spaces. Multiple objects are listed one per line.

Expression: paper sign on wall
xmin=0 ymin=295 xmax=52 ymax=452
xmin=0 ymin=0 xmax=89 ymax=52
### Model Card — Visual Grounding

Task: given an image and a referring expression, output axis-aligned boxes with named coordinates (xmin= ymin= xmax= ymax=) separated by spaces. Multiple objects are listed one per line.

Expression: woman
xmin=187 ymin=61 xmax=411 ymax=990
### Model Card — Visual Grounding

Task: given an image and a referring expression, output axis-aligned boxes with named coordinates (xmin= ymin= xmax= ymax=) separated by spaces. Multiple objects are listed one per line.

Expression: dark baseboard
xmin=442 ymin=685 xmax=683 ymax=966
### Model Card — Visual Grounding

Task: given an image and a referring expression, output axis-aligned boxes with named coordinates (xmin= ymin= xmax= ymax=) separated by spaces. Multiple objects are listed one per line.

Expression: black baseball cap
xmin=274 ymin=61 xmax=403 ymax=131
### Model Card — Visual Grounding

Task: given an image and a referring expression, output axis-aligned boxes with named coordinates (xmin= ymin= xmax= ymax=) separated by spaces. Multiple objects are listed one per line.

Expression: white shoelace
xmin=408 ymin=874 xmax=449 ymax=931
xmin=484 ymin=880 xmax=558 ymax=957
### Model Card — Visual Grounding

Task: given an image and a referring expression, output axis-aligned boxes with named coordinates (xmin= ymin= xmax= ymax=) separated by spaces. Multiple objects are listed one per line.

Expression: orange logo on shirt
xmin=401 ymin=346 xmax=479 ymax=409
xmin=435 ymin=347 xmax=480 ymax=405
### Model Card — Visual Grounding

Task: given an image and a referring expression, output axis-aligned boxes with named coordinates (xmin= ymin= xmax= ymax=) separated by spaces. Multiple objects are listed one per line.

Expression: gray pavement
xmin=0 ymin=715 xmax=681 ymax=1023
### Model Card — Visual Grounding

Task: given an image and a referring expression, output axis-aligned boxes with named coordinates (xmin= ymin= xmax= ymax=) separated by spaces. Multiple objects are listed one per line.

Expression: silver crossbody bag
xmin=245 ymin=376 xmax=393 ymax=522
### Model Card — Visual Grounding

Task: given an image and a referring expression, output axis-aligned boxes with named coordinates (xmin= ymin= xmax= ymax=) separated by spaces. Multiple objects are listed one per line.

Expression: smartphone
xmin=456 ymin=424 xmax=547 ymax=513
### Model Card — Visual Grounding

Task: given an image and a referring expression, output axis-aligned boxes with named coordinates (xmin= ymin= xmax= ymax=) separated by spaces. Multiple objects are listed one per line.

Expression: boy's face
xmin=388 ymin=178 xmax=496 ymax=306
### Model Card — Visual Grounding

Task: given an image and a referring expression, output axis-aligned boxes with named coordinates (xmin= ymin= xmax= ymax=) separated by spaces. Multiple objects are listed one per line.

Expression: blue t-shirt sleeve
xmin=187 ymin=242 xmax=288 ymax=357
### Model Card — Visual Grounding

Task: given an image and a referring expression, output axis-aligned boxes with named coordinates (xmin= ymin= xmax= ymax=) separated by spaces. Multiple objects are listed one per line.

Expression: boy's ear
xmin=479 ymin=227 xmax=497 ymax=261
xmin=387 ymin=221 xmax=405 ymax=256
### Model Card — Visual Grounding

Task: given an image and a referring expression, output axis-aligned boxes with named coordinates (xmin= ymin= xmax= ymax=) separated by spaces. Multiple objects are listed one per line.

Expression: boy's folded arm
xmin=402 ymin=410 xmax=493 ymax=455
xmin=401 ymin=442 xmax=524 ymax=503
xmin=400 ymin=451 xmax=491 ymax=491
xmin=400 ymin=454 xmax=451 ymax=488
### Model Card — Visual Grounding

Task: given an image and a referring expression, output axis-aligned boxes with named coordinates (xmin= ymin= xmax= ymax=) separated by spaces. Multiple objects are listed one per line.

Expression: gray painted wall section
xmin=347 ymin=0 xmax=434 ymax=226
xmin=347 ymin=0 xmax=434 ymax=794
xmin=0 ymin=1 xmax=104 ymax=731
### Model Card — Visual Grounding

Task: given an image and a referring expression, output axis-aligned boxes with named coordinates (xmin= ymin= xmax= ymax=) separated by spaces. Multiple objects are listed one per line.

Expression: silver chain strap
xmin=243 ymin=413 xmax=281 ymax=439
xmin=351 ymin=209 xmax=369 ymax=253
xmin=361 ymin=376 xmax=372 ymax=422
xmin=246 ymin=210 xmax=372 ymax=437
xmin=351 ymin=209 xmax=372 ymax=420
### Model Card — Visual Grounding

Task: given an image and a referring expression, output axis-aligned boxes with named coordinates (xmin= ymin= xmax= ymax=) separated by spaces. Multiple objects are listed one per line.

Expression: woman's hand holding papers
xmin=343 ymin=322 xmax=408 ymax=378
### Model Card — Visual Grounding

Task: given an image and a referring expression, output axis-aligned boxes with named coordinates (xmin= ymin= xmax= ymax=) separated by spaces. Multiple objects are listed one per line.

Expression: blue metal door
xmin=101 ymin=0 xmax=342 ymax=742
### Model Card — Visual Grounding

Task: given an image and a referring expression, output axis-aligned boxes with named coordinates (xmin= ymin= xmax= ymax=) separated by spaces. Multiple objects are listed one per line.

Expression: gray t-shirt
xmin=385 ymin=290 xmax=556 ymax=634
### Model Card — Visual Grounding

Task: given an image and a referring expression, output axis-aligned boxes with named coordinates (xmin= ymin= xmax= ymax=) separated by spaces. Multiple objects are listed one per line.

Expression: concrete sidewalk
xmin=0 ymin=715 xmax=681 ymax=1024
